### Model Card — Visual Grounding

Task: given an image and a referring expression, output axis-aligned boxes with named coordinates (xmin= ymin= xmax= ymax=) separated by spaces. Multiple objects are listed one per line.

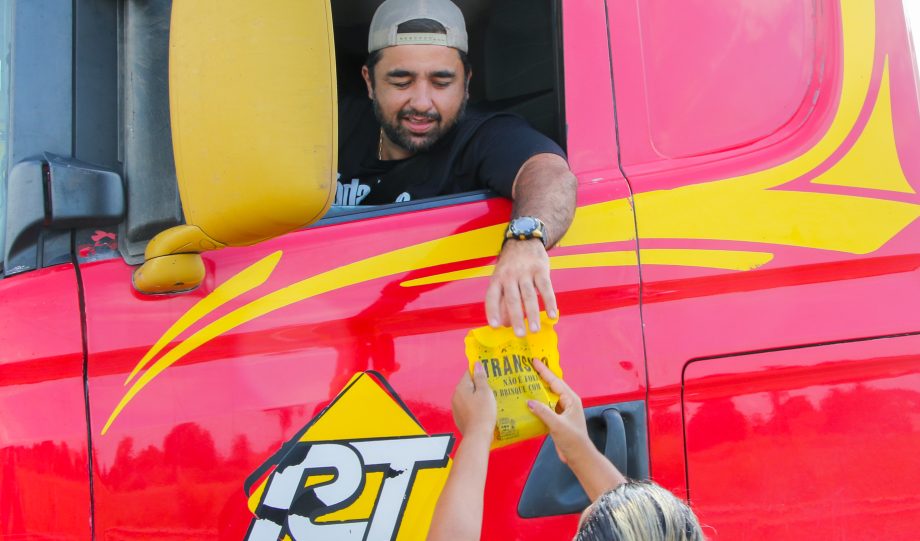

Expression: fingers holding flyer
xmin=464 ymin=312 xmax=564 ymax=447
xmin=527 ymin=358 xmax=590 ymax=465
xmin=451 ymin=362 xmax=498 ymax=439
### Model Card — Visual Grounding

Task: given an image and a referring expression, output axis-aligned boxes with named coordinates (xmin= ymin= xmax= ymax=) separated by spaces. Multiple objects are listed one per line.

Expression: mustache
xmin=397 ymin=108 xmax=441 ymax=122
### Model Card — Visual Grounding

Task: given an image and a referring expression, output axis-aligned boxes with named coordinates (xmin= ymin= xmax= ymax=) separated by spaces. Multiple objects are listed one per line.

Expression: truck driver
xmin=337 ymin=0 xmax=578 ymax=337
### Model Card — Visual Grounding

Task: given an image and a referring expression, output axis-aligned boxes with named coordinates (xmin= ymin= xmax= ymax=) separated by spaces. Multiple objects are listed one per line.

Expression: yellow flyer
xmin=464 ymin=313 xmax=563 ymax=448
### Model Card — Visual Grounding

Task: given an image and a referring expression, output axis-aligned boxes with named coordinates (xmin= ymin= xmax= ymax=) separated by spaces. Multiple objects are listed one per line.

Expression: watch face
xmin=511 ymin=217 xmax=538 ymax=235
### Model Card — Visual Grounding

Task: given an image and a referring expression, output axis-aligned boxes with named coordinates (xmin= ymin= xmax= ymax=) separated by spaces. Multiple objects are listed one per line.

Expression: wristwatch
xmin=504 ymin=216 xmax=547 ymax=247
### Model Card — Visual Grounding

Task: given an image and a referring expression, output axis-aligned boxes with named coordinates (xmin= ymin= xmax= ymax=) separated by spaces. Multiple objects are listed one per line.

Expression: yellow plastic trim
xmin=132 ymin=253 xmax=205 ymax=295
xmin=169 ymin=0 xmax=337 ymax=243
xmin=135 ymin=0 xmax=337 ymax=294
xmin=132 ymin=225 xmax=225 ymax=294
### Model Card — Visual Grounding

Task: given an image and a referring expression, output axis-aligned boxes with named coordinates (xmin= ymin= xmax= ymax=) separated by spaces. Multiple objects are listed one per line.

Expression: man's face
xmin=363 ymin=44 xmax=470 ymax=154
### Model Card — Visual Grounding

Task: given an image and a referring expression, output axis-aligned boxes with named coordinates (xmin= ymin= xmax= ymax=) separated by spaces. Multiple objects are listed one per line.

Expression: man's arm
xmin=485 ymin=152 xmax=577 ymax=336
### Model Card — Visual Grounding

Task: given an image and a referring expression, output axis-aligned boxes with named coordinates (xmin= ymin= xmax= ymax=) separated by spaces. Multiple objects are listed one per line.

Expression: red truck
xmin=2 ymin=0 xmax=920 ymax=539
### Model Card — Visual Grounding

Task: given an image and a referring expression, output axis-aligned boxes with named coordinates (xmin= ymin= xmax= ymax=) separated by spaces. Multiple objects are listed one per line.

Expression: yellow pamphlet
xmin=464 ymin=313 xmax=563 ymax=448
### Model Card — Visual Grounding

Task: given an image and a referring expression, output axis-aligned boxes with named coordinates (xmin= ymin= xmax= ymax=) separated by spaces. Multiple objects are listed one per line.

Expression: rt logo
xmin=244 ymin=373 xmax=455 ymax=541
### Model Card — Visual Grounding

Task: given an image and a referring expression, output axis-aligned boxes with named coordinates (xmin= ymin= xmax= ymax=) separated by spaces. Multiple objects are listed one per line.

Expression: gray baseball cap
xmin=368 ymin=0 xmax=468 ymax=53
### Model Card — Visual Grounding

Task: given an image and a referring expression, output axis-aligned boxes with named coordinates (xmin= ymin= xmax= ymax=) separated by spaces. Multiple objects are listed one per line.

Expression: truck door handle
xmin=601 ymin=408 xmax=628 ymax=476
xmin=517 ymin=400 xmax=649 ymax=518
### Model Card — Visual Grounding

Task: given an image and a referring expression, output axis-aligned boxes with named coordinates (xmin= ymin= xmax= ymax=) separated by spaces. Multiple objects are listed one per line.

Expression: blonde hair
xmin=574 ymin=481 xmax=704 ymax=541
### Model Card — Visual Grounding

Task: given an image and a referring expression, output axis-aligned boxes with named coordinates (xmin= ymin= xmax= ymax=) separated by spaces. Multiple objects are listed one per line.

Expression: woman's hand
xmin=527 ymin=358 xmax=592 ymax=464
xmin=452 ymin=362 xmax=497 ymax=439
xmin=528 ymin=358 xmax=626 ymax=499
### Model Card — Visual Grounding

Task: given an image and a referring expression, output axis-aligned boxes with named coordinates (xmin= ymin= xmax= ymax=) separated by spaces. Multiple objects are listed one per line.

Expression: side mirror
xmin=133 ymin=0 xmax=337 ymax=294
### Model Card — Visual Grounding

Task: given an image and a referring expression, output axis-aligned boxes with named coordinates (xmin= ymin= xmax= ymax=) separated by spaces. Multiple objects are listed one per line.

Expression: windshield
xmin=0 ymin=2 xmax=11 ymax=272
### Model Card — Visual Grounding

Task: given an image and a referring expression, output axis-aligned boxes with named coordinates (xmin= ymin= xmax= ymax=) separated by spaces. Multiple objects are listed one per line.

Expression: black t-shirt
xmin=336 ymin=95 xmax=566 ymax=205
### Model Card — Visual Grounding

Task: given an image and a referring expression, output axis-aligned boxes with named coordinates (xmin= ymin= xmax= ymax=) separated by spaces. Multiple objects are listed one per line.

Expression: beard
xmin=373 ymin=96 xmax=468 ymax=154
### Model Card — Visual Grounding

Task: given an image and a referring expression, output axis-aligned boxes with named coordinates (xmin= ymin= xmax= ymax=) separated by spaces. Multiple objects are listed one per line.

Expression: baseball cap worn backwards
xmin=368 ymin=0 xmax=468 ymax=53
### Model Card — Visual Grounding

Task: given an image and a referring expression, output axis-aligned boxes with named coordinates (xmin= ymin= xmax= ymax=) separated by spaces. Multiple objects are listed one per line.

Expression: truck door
xmin=608 ymin=0 xmax=920 ymax=537
xmin=78 ymin=1 xmax=645 ymax=540
xmin=0 ymin=2 xmax=109 ymax=539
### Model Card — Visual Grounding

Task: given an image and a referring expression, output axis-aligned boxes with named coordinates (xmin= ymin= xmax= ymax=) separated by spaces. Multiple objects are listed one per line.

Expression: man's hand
xmin=451 ymin=362 xmax=497 ymax=439
xmin=485 ymin=239 xmax=556 ymax=337
xmin=485 ymin=152 xmax=576 ymax=335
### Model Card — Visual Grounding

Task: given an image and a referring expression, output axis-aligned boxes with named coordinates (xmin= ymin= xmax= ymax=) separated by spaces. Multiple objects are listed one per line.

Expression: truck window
xmin=0 ymin=3 xmax=12 ymax=272
xmin=333 ymin=0 xmax=562 ymax=145
xmin=317 ymin=0 xmax=565 ymax=222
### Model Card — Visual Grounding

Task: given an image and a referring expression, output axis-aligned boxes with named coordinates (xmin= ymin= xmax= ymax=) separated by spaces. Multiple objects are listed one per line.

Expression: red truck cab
xmin=2 ymin=0 xmax=920 ymax=539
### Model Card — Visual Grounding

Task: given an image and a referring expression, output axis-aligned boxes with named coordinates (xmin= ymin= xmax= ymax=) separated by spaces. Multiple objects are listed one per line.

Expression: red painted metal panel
xmin=608 ymin=0 xmax=920 ymax=494
xmin=0 ymin=265 xmax=90 ymax=540
xmin=684 ymin=336 xmax=920 ymax=539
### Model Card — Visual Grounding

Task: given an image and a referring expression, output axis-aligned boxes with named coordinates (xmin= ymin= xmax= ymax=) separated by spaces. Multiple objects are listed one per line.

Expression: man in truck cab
xmin=338 ymin=0 xmax=578 ymax=337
